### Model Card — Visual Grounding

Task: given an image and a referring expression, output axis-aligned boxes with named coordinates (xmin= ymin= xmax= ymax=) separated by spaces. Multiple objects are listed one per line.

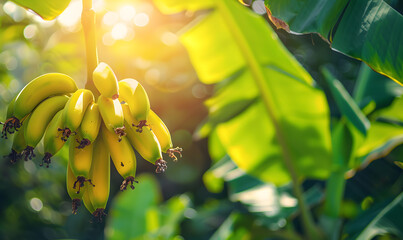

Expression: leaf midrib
xmin=215 ymin=0 xmax=295 ymax=174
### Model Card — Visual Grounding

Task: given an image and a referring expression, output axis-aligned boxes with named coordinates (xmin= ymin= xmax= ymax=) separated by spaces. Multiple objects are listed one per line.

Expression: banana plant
xmin=264 ymin=0 xmax=403 ymax=85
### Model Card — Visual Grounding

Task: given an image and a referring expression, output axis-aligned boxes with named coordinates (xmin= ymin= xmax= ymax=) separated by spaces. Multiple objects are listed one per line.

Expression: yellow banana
xmin=42 ymin=110 xmax=66 ymax=167
xmin=82 ymin=183 xmax=96 ymax=214
xmin=88 ymin=130 xmax=110 ymax=220
xmin=78 ymin=102 xmax=101 ymax=148
xmin=97 ymin=95 xmax=125 ymax=139
xmin=93 ymin=62 xmax=119 ymax=99
xmin=148 ymin=110 xmax=182 ymax=161
xmin=4 ymin=73 xmax=77 ymax=135
xmin=60 ymin=89 xmax=94 ymax=141
xmin=66 ymin=162 xmax=83 ymax=214
xmin=22 ymin=95 xmax=69 ymax=161
xmin=101 ymin=123 xmax=137 ymax=191
xmin=122 ymin=103 xmax=165 ymax=172
xmin=69 ymin=131 xmax=95 ymax=194
xmin=118 ymin=78 xmax=150 ymax=132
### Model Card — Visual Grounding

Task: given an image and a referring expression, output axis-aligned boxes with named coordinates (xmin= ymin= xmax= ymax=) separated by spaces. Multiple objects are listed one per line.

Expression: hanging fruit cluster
xmin=1 ymin=62 xmax=182 ymax=219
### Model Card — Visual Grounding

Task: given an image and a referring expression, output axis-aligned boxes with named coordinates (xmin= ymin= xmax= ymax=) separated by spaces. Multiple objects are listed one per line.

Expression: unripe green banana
xmin=97 ymin=95 xmax=125 ymax=138
xmin=88 ymin=130 xmax=110 ymax=220
xmin=78 ymin=102 xmax=101 ymax=148
xmin=43 ymin=110 xmax=66 ymax=167
xmin=101 ymin=123 xmax=137 ymax=191
xmin=148 ymin=110 xmax=182 ymax=160
xmin=93 ymin=62 xmax=119 ymax=99
xmin=13 ymin=73 xmax=77 ymax=120
xmin=69 ymin=131 xmax=95 ymax=193
xmin=6 ymin=95 xmax=17 ymax=119
xmin=21 ymin=95 xmax=69 ymax=161
xmin=4 ymin=126 xmax=27 ymax=164
xmin=118 ymin=78 xmax=150 ymax=132
xmin=1 ymin=96 xmax=20 ymax=139
xmin=67 ymin=162 xmax=83 ymax=214
xmin=61 ymin=89 xmax=95 ymax=141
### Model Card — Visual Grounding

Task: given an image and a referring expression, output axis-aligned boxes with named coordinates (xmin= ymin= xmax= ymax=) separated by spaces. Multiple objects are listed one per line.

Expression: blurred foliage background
xmin=0 ymin=0 xmax=402 ymax=239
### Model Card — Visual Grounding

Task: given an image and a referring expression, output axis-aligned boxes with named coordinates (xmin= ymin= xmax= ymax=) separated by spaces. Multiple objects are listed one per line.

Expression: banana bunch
xmin=1 ymin=63 xmax=182 ymax=218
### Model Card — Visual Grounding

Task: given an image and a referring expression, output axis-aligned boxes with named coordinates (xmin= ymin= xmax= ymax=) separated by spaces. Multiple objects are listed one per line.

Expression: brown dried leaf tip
xmin=166 ymin=147 xmax=183 ymax=162
xmin=120 ymin=176 xmax=138 ymax=191
xmin=92 ymin=208 xmax=106 ymax=223
xmin=1 ymin=117 xmax=21 ymax=139
xmin=114 ymin=126 xmax=126 ymax=142
xmin=41 ymin=152 xmax=53 ymax=168
xmin=58 ymin=128 xmax=74 ymax=142
xmin=4 ymin=149 xmax=21 ymax=164
xmin=22 ymin=146 xmax=35 ymax=161
xmin=155 ymin=159 xmax=167 ymax=173
xmin=73 ymin=176 xmax=95 ymax=194
xmin=133 ymin=120 xmax=148 ymax=133
xmin=72 ymin=198 xmax=81 ymax=215
xmin=76 ymin=138 xmax=91 ymax=149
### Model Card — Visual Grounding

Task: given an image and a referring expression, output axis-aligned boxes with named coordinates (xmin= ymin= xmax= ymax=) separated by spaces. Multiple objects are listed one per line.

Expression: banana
xmin=78 ymin=102 xmax=101 ymax=148
xmin=60 ymin=89 xmax=94 ymax=141
xmin=69 ymin=131 xmax=95 ymax=194
xmin=6 ymin=95 xmax=17 ymax=119
xmin=42 ymin=110 xmax=66 ymax=167
xmin=148 ymin=110 xmax=182 ymax=161
xmin=101 ymin=123 xmax=137 ymax=191
xmin=82 ymin=183 xmax=96 ymax=214
xmin=5 ymin=73 xmax=77 ymax=134
xmin=88 ymin=130 xmax=110 ymax=220
xmin=21 ymin=95 xmax=69 ymax=160
xmin=122 ymin=103 xmax=166 ymax=173
xmin=4 ymin=126 xmax=27 ymax=164
xmin=97 ymin=95 xmax=125 ymax=139
xmin=93 ymin=62 xmax=119 ymax=99
xmin=67 ymin=162 xmax=83 ymax=214
xmin=1 ymin=96 xmax=20 ymax=139
xmin=118 ymin=78 xmax=150 ymax=132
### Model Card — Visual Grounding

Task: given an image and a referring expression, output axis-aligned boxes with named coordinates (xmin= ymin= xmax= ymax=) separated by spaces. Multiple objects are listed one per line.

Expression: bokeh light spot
xmin=133 ymin=13 xmax=149 ymax=27
xmin=111 ymin=23 xmax=128 ymax=40
xmin=252 ymin=0 xmax=266 ymax=15
xmin=119 ymin=5 xmax=136 ymax=21
xmin=161 ymin=32 xmax=178 ymax=46
xmin=24 ymin=24 xmax=38 ymax=39
xmin=103 ymin=11 xmax=119 ymax=26
xmin=30 ymin=198 xmax=43 ymax=212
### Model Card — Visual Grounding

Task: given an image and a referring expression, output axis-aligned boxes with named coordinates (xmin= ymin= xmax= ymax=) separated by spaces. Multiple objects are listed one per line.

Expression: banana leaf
xmin=265 ymin=0 xmax=403 ymax=85
xmin=154 ymin=0 xmax=332 ymax=185
xmin=11 ymin=0 xmax=71 ymax=20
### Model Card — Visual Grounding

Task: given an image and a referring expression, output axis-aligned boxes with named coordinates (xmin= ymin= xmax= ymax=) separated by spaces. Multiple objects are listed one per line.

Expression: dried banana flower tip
xmin=120 ymin=176 xmax=138 ymax=191
xmin=1 ymin=117 xmax=21 ymax=139
xmin=155 ymin=159 xmax=167 ymax=173
xmin=71 ymin=199 xmax=81 ymax=215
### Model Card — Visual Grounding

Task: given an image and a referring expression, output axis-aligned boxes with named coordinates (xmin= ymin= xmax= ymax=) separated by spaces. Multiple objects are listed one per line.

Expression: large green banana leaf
xmin=11 ymin=0 xmax=71 ymax=20
xmin=154 ymin=0 xmax=332 ymax=185
xmin=265 ymin=0 xmax=403 ymax=85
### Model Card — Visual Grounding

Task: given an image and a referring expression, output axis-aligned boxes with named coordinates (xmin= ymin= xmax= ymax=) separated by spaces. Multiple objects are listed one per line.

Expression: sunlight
xmin=133 ymin=13 xmax=149 ymax=27
xmin=57 ymin=0 xmax=82 ymax=30
xmin=111 ymin=23 xmax=128 ymax=40
xmin=119 ymin=5 xmax=136 ymax=21
xmin=103 ymin=11 xmax=119 ymax=26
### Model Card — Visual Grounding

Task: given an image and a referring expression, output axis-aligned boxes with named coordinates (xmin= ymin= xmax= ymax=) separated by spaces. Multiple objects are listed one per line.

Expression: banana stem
xmin=81 ymin=0 xmax=99 ymax=95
